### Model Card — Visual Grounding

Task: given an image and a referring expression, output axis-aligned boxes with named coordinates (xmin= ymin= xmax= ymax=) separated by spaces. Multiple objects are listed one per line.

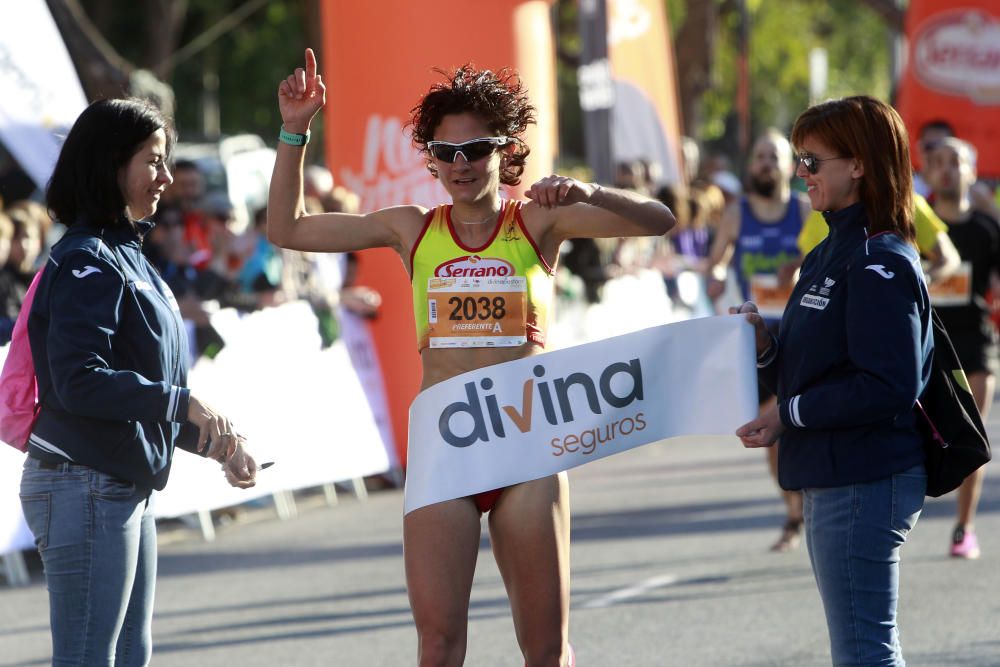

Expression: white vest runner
xmin=404 ymin=315 xmax=758 ymax=513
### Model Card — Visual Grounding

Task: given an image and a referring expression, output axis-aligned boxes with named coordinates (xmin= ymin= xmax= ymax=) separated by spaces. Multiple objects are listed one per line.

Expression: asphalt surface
xmin=3 ymin=412 xmax=999 ymax=666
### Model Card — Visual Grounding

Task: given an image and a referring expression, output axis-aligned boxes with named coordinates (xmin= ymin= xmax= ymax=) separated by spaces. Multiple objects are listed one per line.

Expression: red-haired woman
xmin=735 ymin=96 xmax=932 ymax=666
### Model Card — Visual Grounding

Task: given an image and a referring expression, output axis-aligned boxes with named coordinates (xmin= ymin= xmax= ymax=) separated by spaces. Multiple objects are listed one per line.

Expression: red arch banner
xmin=896 ymin=1 xmax=1000 ymax=178
xmin=319 ymin=0 xmax=557 ymax=468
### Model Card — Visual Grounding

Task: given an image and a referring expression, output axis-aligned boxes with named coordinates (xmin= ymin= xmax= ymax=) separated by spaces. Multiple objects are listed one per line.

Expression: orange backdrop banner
xmin=319 ymin=0 xmax=557 ymax=468
xmin=606 ymin=0 xmax=685 ymax=186
xmin=896 ymin=1 xmax=1000 ymax=178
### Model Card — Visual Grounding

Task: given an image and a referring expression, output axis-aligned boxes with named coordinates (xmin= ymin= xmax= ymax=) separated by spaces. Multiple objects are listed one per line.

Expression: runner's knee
xmin=416 ymin=626 xmax=466 ymax=667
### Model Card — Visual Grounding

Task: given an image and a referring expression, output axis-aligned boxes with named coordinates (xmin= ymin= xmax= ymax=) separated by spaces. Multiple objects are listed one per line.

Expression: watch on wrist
xmin=279 ymin=125 xmax=310 ymax=146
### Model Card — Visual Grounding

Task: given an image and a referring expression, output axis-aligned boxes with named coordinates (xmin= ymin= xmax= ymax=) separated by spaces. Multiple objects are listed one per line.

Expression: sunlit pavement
xmin=3 ymin=404 xmax=998 ymax=666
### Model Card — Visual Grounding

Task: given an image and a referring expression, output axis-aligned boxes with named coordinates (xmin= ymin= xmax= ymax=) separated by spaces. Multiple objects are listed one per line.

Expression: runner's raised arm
xmin=266 ymin=48 xmax=421 ymax=256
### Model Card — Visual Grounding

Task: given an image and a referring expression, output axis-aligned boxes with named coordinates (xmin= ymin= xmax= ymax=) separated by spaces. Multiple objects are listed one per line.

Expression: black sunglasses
xmin=426 ymin=136 xmax=511 ymax=163
xmin=796 ymin=153 xmax=850 ymax=175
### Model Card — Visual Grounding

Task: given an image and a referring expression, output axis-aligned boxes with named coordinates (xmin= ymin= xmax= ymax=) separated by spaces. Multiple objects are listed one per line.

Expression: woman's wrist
xmin=756 ymin=334 xmax=778 ymax=367
xmin=281 ymin=120 xmax=310 ymax=134
xmin=589 ymin=183 xmax=604 ymax=206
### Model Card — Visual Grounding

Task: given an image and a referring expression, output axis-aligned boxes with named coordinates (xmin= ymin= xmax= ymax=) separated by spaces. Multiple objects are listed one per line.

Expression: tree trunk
xmin=305 ymin=0 xmax=324 ymax=67
xmin=143 ymin=0 xmax=189 ymax=78
xmin=46 ymin=0 xmax=176 ymax=114
xmin=858 ymin=0 xmax=905 ymax=32
xmin=46 ymin=0 xmax=133 ymax=99
xmin=674 ymin=0 xmax=718 ymax=138
xmin=87 ymin=0 xmax=116 ymax=36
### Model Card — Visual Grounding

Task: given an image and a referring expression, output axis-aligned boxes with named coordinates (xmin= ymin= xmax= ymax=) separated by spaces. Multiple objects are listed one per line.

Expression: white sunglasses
xmin=426 ymin=136 xmax=511 ymax=163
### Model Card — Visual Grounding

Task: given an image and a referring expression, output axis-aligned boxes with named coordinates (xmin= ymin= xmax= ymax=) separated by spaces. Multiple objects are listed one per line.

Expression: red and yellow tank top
xmin=410 ymin=199 xmax=554 ymax=351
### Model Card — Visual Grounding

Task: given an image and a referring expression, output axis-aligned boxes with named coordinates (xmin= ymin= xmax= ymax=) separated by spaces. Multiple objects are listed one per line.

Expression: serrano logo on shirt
xmin=435 ymin=255 xmax=514 ymax=278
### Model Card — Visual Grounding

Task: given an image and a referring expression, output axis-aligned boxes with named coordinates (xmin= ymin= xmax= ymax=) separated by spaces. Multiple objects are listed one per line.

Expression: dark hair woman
xmin=20 ymin=98 xmax=258 ymax=665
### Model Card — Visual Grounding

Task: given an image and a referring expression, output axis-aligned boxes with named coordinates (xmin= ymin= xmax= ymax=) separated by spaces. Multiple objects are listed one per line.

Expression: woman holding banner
xmin=19 ymin=98 xmax=258 ymax=666
xmin=268 ymin=49 xmax=673 ymax=666
xmin=735 ymin=96 xmax=932 ymax=666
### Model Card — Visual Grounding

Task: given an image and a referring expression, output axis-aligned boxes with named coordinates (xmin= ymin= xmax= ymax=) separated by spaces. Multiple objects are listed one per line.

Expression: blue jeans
xmin=803 ymin=465 xmax=925 ymax=667
xmin=20 ymin=457 xmax=157 ymax=666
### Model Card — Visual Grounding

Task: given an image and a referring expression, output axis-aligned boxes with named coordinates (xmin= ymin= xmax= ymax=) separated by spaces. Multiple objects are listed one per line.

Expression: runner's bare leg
xmin=405 ymin=498 xmax=483 ymax=667
xmin=489 ymin=472 xmax=571 ymax=667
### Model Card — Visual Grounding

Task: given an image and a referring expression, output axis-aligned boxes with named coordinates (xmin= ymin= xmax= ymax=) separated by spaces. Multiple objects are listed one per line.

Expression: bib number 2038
xmin=426 ymin=276 xmax=527 ymax=348
xmin=449 ymin=296 xmax=507 ymax=321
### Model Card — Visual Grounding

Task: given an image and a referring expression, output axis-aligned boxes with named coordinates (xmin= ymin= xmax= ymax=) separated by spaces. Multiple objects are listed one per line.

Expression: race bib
xmin=929 ymin=262 xmax=972 ymax=306
xmin=750 ymin=274 xmax=794 ymax=319
xmin=427 ymin=276 xmax=527 ymax=348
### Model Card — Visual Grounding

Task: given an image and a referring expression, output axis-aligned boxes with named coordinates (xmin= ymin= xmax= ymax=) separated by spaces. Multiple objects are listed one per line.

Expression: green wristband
xmin=279 ymin=125 xmax=310 ymax=146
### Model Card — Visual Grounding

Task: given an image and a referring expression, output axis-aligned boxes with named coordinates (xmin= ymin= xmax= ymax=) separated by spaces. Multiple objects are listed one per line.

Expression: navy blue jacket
xmin=27 ymin=218 xmax=200 ymax=490
xmin=759 ymin=203 xmax=933 ymax=489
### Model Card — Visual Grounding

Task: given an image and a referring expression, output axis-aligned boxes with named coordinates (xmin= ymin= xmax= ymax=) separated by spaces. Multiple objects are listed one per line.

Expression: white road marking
xmin=577 ymin=574 xmax=679 ymax=609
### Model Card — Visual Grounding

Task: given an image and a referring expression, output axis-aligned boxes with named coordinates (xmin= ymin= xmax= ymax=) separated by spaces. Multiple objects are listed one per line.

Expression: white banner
xmin=0 ymin=344 xmax=35 ymax=553
xmin=339 ymin=305 xmax=398 ymax=468
xmin=153 ymin=302 xmax=390 ymax=518
xmin=1 ymin=302 xmax=390 ymax=551
xmin=0 ymin=445 xmax=34 ymax=553
xmin=404 ymin=315 xmax=758 ymax=513
xmin=0 ymin=0 xmax=88 ymax=189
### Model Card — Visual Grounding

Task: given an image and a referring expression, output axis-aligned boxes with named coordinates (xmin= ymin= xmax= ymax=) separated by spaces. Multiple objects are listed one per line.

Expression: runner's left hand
xmin=340 ymin=286 xmax=381 ymax=318
xmin=525 ymin=175 xmax=598 ymax=209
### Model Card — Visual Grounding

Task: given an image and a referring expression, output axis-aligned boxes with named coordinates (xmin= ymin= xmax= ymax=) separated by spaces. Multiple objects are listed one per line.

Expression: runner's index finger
xmin=305 ymin=48 xmax=317 ymax=78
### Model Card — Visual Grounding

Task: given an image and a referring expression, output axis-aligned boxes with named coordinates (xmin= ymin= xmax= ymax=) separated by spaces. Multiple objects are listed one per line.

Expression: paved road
xmin=3 ymin=417 xmax=999 ymax=666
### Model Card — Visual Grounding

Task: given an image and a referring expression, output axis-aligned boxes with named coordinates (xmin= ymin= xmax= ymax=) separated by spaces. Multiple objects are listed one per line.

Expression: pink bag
xmin=0 ymin=268 xmax=44 ymax=451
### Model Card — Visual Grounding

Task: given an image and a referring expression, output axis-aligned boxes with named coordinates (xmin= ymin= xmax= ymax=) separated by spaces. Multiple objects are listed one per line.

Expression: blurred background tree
xmin=554 ymin=0 xmax=898 ymax=170
xmin=673 ymin=0 xmax=898 ymax=161
xmin=45 ymin=0 xmax=307 ymax=143
xmin=49 ymin=0 xmax=903 ymax=169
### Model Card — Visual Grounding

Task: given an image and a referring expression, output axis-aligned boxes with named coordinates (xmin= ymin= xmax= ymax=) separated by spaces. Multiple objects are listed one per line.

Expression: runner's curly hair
xmin=409 ymin=65 xmax=535 ymax=186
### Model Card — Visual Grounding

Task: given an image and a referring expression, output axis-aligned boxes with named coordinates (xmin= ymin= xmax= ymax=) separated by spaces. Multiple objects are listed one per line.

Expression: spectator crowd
xmin=3 ymin=124 xmax=999 ymax=374
xmin=0 ymin=159 xmax=382 ymax=364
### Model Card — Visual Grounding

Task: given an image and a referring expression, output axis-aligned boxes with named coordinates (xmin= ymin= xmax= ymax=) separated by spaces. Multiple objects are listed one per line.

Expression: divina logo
xmin=438 ymin=359 xmax=643 ymax=447
xmin=435 ymin=255 xmax=514 ymax=278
